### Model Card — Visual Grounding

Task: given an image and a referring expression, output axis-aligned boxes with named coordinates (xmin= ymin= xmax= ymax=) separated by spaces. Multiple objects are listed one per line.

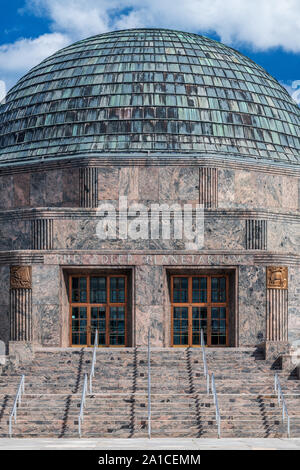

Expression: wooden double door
xmin=69 ymin=274 xmax=127 ymax=347
xmin=171 ymin=274 xmax=229 ymax=347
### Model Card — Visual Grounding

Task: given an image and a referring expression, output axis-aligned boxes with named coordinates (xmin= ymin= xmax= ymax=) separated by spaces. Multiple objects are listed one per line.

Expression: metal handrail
xmin=78 ymin=373 xmax=88 ymax=437
xmin=9 ymin=375 xmax=25 ymax=438
xmin=89 ymin=329 xmax=98 ymax=393
xmin=211 ymin=373 xmax=221 ymax=438
xmin=274 ymin=373 xmax=290 ymax=437
xmin=200 ymin=329 xmax=210 ymax=394
xmin=147 ymin=329 xmax=151 ymax=439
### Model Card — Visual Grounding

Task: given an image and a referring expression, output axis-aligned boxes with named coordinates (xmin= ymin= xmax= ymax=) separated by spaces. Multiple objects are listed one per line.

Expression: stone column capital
xmin=10 ymin=266 xmax=32 ymax=289
xmin=267 ymin=266 xmax=288 ymax=290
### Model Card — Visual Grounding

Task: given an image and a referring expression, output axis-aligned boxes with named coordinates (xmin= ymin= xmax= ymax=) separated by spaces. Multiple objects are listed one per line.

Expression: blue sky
xmin=0 ymin=0 xmax=300 ymax=103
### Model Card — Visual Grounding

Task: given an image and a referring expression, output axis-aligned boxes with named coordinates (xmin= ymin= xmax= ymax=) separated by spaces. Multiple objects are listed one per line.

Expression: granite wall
xmin=0 ymin=158 xmax=298 ymax=350
xmin=0 ymin=266 xmax=10 ymax=351
xmin=0 ymin=215 xmax=298 ymax=255
xmin=0 ymin=164 xmax=298 ymax=212
xmin=32 ymin=265 xmax=60 ymax=346
xmin=238 ymin=265 xmax=266 ymax=346
xmin=135 ymin=265 xmax=165 ymax=346
xmin=0 ymin=169 xmax=79 ymax=209
xmin=289 ymin=265 xmax=300 ymax=348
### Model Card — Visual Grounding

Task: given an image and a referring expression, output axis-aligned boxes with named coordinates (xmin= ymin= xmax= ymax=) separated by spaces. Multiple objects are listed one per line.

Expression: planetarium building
xmin=0 ymin=28 xmax=299 ymax=359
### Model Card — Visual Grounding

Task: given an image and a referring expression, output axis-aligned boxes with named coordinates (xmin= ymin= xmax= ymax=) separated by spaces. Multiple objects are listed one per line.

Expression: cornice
xmin=0 ymin=154 xmax=299 ymax=177
xmin=0 ymin=250 xmax=299 ymax=266
xmin=0 ymin=207 xmax=298 ymax=223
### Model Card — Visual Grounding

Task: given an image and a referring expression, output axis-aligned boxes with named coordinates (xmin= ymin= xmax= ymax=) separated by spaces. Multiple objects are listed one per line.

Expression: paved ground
xmin=0 ymin=438 xmax=299 ymax=450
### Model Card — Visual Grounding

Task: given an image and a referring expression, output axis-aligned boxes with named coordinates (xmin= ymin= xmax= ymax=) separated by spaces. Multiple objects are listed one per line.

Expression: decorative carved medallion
xmin=10 ymin=266 xmax=32 ymax=289
xmin=267 ymin=266 xmax=288 ymax=290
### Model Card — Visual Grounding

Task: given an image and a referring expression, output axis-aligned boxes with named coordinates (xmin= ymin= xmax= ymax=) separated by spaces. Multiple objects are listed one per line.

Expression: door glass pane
xmin=211 ymin=307 xmax=227 ymax=345
xmin=192 ymin=277 xmax=207 ymax=302
xmin=72 ymin=277 xmax=87 ymax=302
xmin=72 ymin=307 xmax=87 ymax=345
xmin=171 ymin=275 xmax=228 ymax=347
xmin=173 ymin=277 xmax=188 ymax=302
xmin=192 ymin=307 xmax=207 ymax=345
xmin=109 ymin=306 xmax=125 ymax=345
xmin=71 ymin=274 xmax=127 ymax=347
xmin=173 ymin=307 xmax=188 ymax=345
xmin=90 ymin=277 xmax=106 ymax=303
xmin=110 ymin=277 xmax=125 ymax=302
xmin=91 ymin=306 xmax=106 ymax=345
xmin=211 ymin=277 xmax=226 ymax=302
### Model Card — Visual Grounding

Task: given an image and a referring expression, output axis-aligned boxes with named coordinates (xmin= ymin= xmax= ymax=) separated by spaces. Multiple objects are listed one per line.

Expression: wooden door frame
xmin=69 ymin=273 xmax=127 ymax=347
xmin=170 ymin=274 xmax=229 ymax=347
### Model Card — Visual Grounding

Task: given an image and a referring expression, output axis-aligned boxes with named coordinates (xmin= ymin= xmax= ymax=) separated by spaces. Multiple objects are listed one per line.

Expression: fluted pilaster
xmin=9 ymin=266 xmax=32 ymax=342
xmin=266 ymin=266 xmax=288 ymax=342
xmin=199 ymin=167 xmax=218 ymax=208
xmin=31 ymin=219 xmax=53 ymax=250
xmin=79 ymin=167 xmax=98 ymax=208
xmin=245 ymin=219 xmax=267 ymax=250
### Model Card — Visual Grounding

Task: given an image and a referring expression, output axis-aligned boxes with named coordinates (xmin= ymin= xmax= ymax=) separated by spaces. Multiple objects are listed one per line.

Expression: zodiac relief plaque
xmin=10 ymin=266 xmax=32 ymax=289
xmin=267 ymin=266 xmax=288 ymax=290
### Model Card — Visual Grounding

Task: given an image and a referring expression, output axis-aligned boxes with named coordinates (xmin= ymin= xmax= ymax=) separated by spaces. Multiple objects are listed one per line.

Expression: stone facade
xmin=0 ymin=156 xmax=298 ymax=352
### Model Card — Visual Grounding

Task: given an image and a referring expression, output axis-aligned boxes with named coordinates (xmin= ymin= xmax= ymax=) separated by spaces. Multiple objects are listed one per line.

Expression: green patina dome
xmin=0 ymin=28 xmax=299 ymax=165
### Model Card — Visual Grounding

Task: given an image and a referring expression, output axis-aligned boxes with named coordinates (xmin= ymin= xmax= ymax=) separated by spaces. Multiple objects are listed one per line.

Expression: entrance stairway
xmin=0 ymin=347 xmax=299 ymax=438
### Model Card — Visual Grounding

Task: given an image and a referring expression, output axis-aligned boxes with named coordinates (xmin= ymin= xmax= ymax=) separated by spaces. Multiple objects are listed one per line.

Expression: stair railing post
xmin=78 ymin=373 xmax=88 ymax=438
xmin=147 ymin=328 xmax=151 ymax=439
xmin=211 ymin=373 xmax=221 ymax=439
xmin=274 ymin=374 xmax=290 ymax=438
xmin=8 ymin=374 xmax=25 ymax=438
xmin=89 ymin=329 xmax=98 ymax=394
xmin=201 ymin=329 xmax=209 ymax=394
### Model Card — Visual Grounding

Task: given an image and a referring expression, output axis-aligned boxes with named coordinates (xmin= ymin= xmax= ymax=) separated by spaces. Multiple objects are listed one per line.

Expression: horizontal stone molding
xmin=38 ymin=250 xmax=300 ymax=266
xmin=0 ymin=154 xmax=299 ymax=177
xmin=0 ymin=253 xmax=44 ymax=265
xmin=0 ymin=208 xmax=299 ymax=223
xmin=254 ymin=254 xmax=300 ymax=266
xmin=0 ymin=250 xmax=299 ymax=266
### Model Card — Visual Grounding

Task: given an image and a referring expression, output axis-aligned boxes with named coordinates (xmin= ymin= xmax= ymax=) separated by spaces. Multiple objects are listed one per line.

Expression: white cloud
xmin=0 ymin=32 xmax=70 ymax=92
xmin=281 ymin=81 xmax=300 ymax=105
xmin=25 ymin=0 xmax=300 ymax=52
xmin=0 ymin=33 xmax=70 ymax=72
xmin=1 ymin=0 xmax=300 ymax=93
xmin=0 ymin=81 xmax=6 ymax=103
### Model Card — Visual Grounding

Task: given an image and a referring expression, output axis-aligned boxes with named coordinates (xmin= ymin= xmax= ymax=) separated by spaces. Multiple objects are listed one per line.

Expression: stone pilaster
xmin=9 ymin=266 xmax=32 ymax=341
xmin=266 ymin=289 xmax=288 ymax=341
xmin=245 ymin=219 xmax=267 ymax=250
xmin=266 ymin=266 xmax=288 ymax=342
xmin=79 ymin=167 xmax=98 ymax=208
xmin=265 ymin=266 xmax=289 ymax=362
xmin=199 ymin=167 xmax=218 ymax=208
xmin=31 ymin=219 xmax=53 ymax=250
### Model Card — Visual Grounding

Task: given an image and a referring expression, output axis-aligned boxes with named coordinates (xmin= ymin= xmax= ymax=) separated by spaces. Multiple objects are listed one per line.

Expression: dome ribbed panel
xmin=0 ymin=28 xmax=299 ymax=165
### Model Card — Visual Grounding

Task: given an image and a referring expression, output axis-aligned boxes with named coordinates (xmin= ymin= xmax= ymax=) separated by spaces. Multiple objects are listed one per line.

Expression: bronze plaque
xmin=267 ymin=266 xmax=288 ymax=290
xmin=10 ymin=266 xmax=32 ymax=289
